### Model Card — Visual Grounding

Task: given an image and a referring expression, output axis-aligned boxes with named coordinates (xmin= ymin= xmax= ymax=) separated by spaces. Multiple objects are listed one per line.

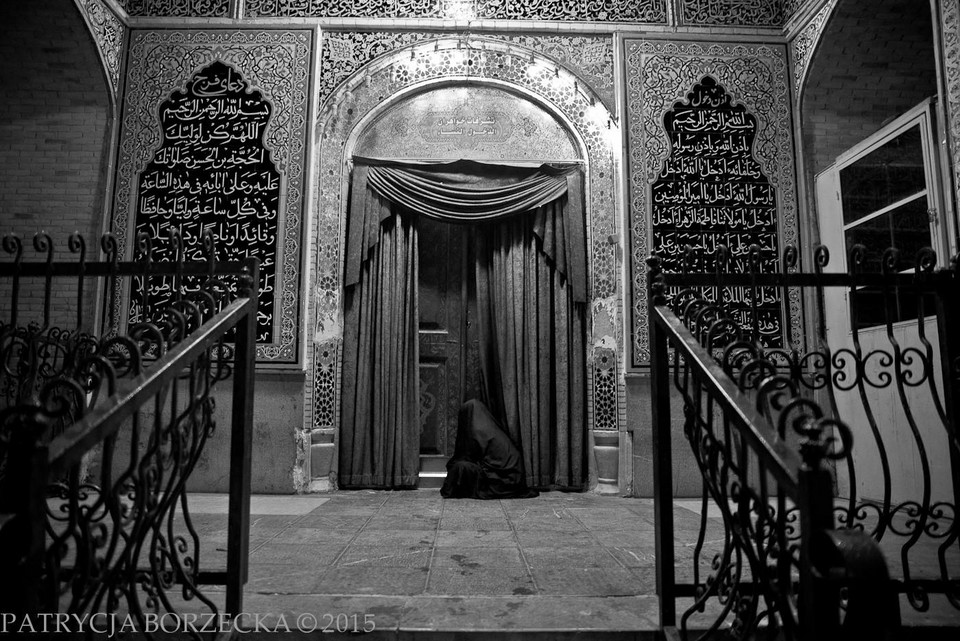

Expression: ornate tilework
xmin=75 ymin=0 xmax=125 ymax=99
xmin=113 ymin=30 xmax=313 ymax=364
xmin=319 ymin=32 xmax=617 ymax=114
xmin=506 ymin=35 xmax=617 ymax=114
xmin=791 ymin=0 xmax=835 ymax=98
xmin=943 ymin=0 xmax=960 ymax=229
xmin=593 ymin=347 xmax=618 ymax=431
xmin=123 ymin=0 xmax=230 ymax=16
xmin=783 ymin=0 xmax=818 ymax=22
xmin=680 ymin=0 xmax=784 ymax=26
xmin=625 ymin=40 xmax=800 ymax=366
xmin=245 ymin=0 xmax=666 ymax=22
xmin=305 ymin=37 xmax=623 ymax=446
xmin=313 ymin=345 xmax=338 ymax=428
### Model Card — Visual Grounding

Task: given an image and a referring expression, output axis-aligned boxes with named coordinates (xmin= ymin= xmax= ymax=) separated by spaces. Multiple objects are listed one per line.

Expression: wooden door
xmin=418 ymin=217 xmax=470 ymax=459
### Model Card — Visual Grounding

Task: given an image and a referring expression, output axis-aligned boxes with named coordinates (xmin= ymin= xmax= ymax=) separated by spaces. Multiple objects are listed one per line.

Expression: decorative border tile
xmin=625 ymin=39 xmax=800 ymax=366
xmin=679 ymin=0 xmax=784 ymax=27
xmin=790 ymin=0 xmax=835 ymax=98
xmin=943 ymin=0 xmax=960 ymax=227
xmin=112 ymin=29 xmax=313 ymax=364
xmin=305 ymin=37 xmax=623 ymax=452
xmin=244 ymin=0 xmax=666 ymax=23
xmin=783 ymin=0 xmax=816 ymax=21
xmin=75 ymin=0 xmax=126 ymax=99
xmin=122 ymin=0 xmax=230 ymax=17
xmin=319 ymin=32 xmax=617 ymax=115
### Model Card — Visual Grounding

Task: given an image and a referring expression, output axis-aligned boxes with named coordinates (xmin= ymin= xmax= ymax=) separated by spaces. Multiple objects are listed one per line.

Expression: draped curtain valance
xmin=345 ymin=157 xmax=587 ymax=302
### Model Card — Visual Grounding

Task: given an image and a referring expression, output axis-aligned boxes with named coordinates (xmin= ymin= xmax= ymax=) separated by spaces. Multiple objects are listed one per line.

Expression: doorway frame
xmin=303 ymin=37 xmax=625 ymax=490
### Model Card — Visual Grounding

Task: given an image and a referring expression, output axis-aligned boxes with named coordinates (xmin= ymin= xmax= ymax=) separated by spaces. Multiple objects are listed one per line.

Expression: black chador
xmin=440 ymin=399 xmax=538 ymax=500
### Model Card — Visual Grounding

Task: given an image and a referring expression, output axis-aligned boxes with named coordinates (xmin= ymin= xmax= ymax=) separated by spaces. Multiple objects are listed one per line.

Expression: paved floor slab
xmin=176 ymin=490 xmax=959 ymax=637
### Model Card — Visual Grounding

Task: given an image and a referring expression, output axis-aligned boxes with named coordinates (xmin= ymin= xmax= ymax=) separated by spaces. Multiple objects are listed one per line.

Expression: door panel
xmin=418 ymin=218 xmax=465 ymax=457
xmin=816 ymin=104 xmax=953 ymax=504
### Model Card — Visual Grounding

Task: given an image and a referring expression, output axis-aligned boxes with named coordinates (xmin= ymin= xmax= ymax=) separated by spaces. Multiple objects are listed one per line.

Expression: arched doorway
xmin=304 ymin=38 xmax=625 ymax=493
xmin=340 ymin=85 xmax=588 ymax=489
xmin=359 ymin=84 xmax=585 ymax=477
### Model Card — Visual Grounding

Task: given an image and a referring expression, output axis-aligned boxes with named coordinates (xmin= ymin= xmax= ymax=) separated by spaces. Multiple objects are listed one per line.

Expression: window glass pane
xmin=839 ymin=125 xmax=925 ymax=225
xmin=844 ymin=196 xmax=930 ymax=272
xmin=850 ymin=287 xmax=935 ymax=330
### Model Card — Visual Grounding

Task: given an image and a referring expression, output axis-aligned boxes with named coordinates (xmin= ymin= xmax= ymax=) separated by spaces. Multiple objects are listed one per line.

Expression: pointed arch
xmin=303 ymin=37 xmax=625 ymax=487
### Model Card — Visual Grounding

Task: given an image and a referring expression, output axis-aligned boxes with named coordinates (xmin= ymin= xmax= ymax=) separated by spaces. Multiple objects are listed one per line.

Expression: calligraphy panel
xmin=652 ymin=77 xmax=782 ymax=345
xmin=625 ymin=40 xmax=799 ymax=367
xmin=134 ymin=62 xmax=280 ymax=343
xmin=113 ymin=30 xmax=312 ymax=365
xmin=355 ymin=85 xmax=579 ymax=160
xmin=679 ymin=0 xmax=784 ymax=26
xmin=244 ymin=0 xmax=666 ymax=22
xmin=123 ymin=0 xmax=230 ymax=16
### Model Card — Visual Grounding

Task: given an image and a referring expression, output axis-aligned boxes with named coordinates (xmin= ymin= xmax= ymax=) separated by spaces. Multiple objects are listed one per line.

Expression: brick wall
xmin=0 ymin=0 xmax=111 ymax=331
xmin=801 ymin=0 xmax=937 ymax=176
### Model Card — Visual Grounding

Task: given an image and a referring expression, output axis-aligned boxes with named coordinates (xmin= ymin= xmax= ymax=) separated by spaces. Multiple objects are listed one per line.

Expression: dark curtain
xmin=341 ymin=157 xmax=587 ymax=491
xmin=346 ymin=158 xmax=587 ymax=303
xmin=339 ymin=209 xmax=419 ymax=488
xmin=475 ymin=209 xmax=588 ymax=490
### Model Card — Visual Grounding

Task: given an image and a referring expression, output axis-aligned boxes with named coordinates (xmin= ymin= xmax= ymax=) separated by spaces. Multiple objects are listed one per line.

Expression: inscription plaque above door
xmin=355 ymin=85 xmax=578 ymax=161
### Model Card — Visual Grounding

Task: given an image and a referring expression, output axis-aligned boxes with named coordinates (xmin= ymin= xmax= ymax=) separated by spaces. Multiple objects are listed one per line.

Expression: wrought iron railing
xmin=648 ymin=243 xmax=960 ymax=639
xmin=0 ymin=230 xmax=257 ymax=638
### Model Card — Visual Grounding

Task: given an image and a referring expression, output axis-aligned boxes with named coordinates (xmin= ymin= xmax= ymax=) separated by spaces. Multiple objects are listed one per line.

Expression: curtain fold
xmin=475 ymin=215 xmax=588 ymax=490
xmin=346 ymin=158 xmax=587 ymax=303
xmin=340 ymin=157 xmax=588 ymax=492
xmin=339 ymin=211 xmax=420 ymax=489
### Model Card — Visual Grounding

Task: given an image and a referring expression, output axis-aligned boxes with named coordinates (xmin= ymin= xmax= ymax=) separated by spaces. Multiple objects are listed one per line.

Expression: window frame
xmin=831 ymin=98 xmax=947 ymax=270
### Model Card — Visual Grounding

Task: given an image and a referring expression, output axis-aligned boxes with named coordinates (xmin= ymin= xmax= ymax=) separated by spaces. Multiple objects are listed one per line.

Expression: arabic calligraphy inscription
xmin=652 ymin=76 xmax=782 ymax=345
xmin=420 ymin=111 xmax=511 ymax=144
xmin=134 ymin=61 xmax=280 ymax=343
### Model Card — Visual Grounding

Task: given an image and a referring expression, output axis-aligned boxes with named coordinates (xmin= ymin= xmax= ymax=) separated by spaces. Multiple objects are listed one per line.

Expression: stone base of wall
xmin=186 ymin=371 xmax=304 ymax=493
xmin=626 ymin=373 xmax=702 ymax=498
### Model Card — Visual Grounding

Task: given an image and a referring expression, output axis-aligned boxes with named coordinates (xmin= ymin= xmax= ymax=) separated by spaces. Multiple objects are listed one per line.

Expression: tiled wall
xmin=305 ymin=37 xmax=624 ymax=461
xmin=119 ymin=0 xmax=813 ymax=27
xmin=624 ymin=39 xmax=799 ymax=367
xmin=112 ymin=29 xmax=313 ymax=365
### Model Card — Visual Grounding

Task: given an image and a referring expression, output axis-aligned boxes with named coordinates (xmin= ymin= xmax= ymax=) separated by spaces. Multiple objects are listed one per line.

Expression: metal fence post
xmin=798 ymin=456 xmax=840 ymax=640
xmin=648 ymin=256 xmax=676 ymax=632
xmin=0 ymin=414 xmax=48 ymax=616
xmin=935 ymin=260 xmax=960 ymax=521
xmin=226 ymin=259 xmax=258 ymax=617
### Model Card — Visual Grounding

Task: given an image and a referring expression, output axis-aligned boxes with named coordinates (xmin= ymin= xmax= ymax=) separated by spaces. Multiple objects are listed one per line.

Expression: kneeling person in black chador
xmin=440 ymin=399 xmax=538 ymax=499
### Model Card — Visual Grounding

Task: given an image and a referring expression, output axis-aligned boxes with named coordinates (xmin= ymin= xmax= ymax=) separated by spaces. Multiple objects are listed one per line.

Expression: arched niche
xmin=0 ymin=0 xmax=114 ymax=330
xmin=353 ymin=84 xmax=581 ymax=162
xmin=304 ymin=37 xmax=623 ymax=490
xmin=801 ymin=0 xmax=938 ymax=178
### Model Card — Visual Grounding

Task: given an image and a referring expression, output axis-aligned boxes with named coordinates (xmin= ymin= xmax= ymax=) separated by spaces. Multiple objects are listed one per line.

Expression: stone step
xmin=418 ymin=471 xmax=447 ymax=488
xmin=230 ymin=594 xmax=661 ymax=640
xmin=419 ymin=455 xmax=448 ymax=473
xmin=418 ymin=455 xmax=447 ymax=488
xmin=234 ymin=631 xmax=654 ymax=640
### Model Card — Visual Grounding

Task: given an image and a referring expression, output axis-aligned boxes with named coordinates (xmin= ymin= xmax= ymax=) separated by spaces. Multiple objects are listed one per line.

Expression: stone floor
xmin=186 ymin=490 xmax=709 ymax=639
xmin=178 ymin=490 xmax=959 ymax=639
